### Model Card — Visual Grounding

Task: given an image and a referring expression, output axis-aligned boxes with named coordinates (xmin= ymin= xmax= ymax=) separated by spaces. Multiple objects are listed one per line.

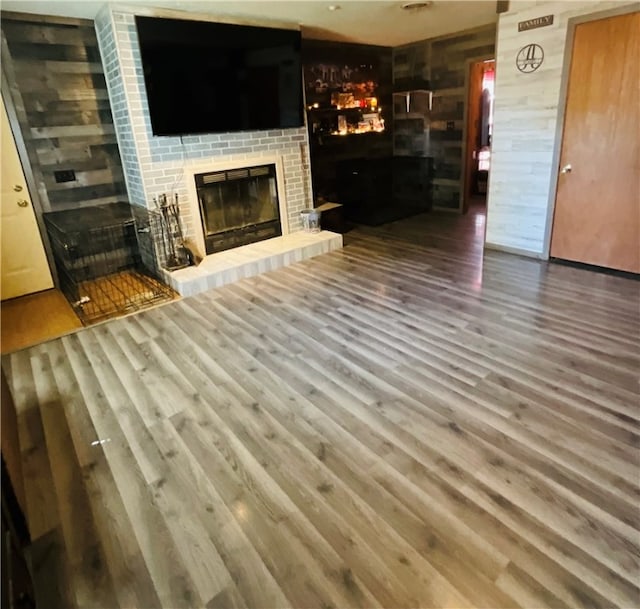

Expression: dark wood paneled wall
xmin=1 ymin=12 xmax=127 ymax=212
xmin=394 ymin=25 xmax=496 ymax=210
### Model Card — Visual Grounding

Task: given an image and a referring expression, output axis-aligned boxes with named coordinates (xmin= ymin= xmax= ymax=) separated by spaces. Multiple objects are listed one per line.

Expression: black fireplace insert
xmin=195 ymin=163 xmax=282 ymax=254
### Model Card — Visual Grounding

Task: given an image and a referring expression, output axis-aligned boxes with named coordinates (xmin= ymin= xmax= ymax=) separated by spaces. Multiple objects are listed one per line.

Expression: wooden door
xmin=463 ymin=61 xmax=485 ymax=213
xmin=550 ymin=11 xmax=639 ymax=273
xmin=1 ymin=97 xmax=53 ymax=300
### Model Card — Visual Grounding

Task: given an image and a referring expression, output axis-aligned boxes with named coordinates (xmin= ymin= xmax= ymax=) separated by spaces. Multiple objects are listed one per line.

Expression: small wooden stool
xmin=315 ymin=202 xmax=347 ymax=233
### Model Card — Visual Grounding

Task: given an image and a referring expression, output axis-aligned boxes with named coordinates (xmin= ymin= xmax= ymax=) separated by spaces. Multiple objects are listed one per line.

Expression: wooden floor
xmin=1 ymin=289 xmax=82 ymax=354
xmin=2 ymin=204 xmax=639 ymax=608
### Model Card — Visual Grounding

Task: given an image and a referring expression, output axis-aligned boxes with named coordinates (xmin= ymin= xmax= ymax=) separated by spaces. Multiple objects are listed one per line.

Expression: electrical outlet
xmin=54 ymin=169 xmax=76 ymax=183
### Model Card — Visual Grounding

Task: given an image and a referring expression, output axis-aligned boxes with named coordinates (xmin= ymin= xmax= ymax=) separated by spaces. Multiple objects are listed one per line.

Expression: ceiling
xmin=0 ymin=0 xmax=499 ymax=46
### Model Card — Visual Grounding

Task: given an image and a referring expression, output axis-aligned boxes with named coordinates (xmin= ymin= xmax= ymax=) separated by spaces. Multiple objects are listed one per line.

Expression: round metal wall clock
xmin=516 ymin=43 xmax=544 ymax=73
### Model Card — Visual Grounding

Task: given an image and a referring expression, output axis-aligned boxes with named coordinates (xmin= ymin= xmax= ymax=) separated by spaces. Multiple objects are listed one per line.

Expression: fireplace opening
xmin=195 ymin=163 xmax=282 ymax=254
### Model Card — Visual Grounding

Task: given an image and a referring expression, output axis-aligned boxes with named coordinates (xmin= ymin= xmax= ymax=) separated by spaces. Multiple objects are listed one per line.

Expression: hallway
xmin=354 ymin=200 xmax=488 ymax=255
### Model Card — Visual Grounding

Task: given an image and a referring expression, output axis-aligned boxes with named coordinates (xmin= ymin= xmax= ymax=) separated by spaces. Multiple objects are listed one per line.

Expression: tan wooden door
xmin=550 ymin=11 xmax=639 ymax=273
xmin=1 ymin=97 xmax=53 ymax=300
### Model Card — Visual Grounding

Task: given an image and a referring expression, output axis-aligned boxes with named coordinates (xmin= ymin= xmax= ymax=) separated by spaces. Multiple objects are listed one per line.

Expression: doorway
xmin=463 ymin=59 xmax=495 ymax=214
xmin=1 ymin=95 xmax=82 ymax=351
xmin=1 ymin=96 xmax=53 ymax=300
xmin=550 ymin=11 xmax=639 ymax=273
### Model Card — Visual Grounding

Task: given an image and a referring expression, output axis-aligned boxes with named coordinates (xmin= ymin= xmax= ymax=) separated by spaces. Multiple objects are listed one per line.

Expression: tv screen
xmin=134 ymin=16 xmax=304 ymax=136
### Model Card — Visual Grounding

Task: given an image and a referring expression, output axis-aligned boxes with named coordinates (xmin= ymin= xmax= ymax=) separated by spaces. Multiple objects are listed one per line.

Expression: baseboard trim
xmin=550 ymin=257 xmax=639 ymax=280
xmin=484 ymin=241 xmax=546 ymax=259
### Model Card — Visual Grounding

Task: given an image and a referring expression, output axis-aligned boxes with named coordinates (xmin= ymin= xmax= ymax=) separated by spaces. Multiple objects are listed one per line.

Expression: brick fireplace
xmin=94 ymin=6 xmax=341 ymax=296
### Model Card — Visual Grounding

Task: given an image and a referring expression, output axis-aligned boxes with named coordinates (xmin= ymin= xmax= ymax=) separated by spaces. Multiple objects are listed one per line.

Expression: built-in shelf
xmin=307 ymin=105 xmax=386 ymax=137
xmin=394 ymin=111 xmax=428 ymax=120
xmin=392 ymin=90 xmax=432 ymax=157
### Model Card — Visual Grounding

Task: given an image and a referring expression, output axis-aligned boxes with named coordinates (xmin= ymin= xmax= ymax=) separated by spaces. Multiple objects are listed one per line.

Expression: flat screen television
xmin=134 ymin=16 xmax=304 ymax=136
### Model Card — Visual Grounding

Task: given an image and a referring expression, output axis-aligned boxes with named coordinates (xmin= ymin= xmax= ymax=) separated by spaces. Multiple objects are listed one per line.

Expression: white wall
xmin=485 ymin=0 xmax=636 ymax=257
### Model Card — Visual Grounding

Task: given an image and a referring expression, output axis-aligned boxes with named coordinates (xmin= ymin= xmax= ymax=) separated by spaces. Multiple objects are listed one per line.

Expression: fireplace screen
xmin=195 ymin=164 xmax=282 ymax=254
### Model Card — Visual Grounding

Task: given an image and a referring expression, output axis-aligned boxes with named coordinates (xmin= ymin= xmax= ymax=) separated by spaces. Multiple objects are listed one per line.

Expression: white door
xmin=1 ymin=96 xmax=53 ymax=300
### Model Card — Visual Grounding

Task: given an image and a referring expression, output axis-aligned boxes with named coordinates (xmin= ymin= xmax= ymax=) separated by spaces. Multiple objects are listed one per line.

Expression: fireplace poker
xmin=171 ymin=193 xmax=193 ymax=266
xmin=155 ymin=192 xmax=192 ymax=269
xmin=172 ymin=193 xmax=186 ymax=245
xmin=158 ymin=193 xmax=180 ymax=268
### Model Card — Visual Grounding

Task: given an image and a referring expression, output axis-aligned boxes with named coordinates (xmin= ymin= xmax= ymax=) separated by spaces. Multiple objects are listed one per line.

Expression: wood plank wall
xmin=1 ymin=12 xmax=127 ymax=212
xmin=394 ymin=25 xmax=496 ymax=210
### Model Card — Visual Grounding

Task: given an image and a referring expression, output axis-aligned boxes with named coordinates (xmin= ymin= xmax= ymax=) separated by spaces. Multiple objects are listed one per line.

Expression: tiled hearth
xmin=164 ymin=230 xmax=342 ymax=297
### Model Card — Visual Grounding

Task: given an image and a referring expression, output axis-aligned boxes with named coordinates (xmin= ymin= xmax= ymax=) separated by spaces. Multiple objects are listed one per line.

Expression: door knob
xmin=560 ymin=163 xmax=572 ymax=174
xmin=13 ymin=185 xmax=23 ymax=192
xmin=17 ymin=199 xmax=29 ymax=207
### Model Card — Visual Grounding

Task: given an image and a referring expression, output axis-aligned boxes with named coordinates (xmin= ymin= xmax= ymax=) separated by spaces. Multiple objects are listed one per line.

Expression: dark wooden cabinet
xmin=308 ymin=131 xmax=392 ymax=202
xmin=336 ymin=156 xmax=432 ymax=225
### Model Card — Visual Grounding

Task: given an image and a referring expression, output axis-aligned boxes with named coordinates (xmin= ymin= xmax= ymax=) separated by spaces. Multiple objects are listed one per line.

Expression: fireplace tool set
xmin=154 ymin=193 xmax=192 ymax=270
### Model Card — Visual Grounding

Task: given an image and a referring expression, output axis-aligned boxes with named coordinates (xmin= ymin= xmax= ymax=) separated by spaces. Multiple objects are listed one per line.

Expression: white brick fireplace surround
xmin=94 ymin=5 xmax=342 ymax=296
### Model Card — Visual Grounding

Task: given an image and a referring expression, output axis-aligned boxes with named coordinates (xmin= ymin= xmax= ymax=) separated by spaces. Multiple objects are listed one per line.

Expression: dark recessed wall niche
xmin=302 ymin=39 xmax=393 ymax=203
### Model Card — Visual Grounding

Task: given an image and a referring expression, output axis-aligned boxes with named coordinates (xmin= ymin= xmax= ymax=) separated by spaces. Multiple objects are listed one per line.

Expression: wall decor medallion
xmin=516 ymin=43 xmax=544 ymax=73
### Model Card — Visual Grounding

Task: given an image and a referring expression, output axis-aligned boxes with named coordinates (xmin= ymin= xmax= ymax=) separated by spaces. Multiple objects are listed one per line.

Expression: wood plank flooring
xmin=2 ymin=205 xmax=639 ymax=608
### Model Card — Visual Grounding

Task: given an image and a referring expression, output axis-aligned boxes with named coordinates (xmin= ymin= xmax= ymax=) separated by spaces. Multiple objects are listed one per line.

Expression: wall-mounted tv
xmin=134 ymin=16 xmax=304 ymax=136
